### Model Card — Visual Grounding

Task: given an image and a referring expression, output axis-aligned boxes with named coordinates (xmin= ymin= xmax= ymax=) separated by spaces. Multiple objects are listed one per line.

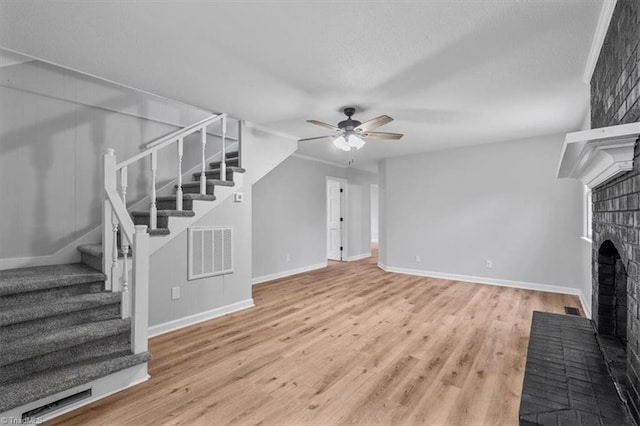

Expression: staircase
xmin=0 ymin=263 xmax=149 ymax=420
xmin=0 ymin=113 xmax=246 ymax=422
xmin=77 ymin=151 xmax=245 ymax=267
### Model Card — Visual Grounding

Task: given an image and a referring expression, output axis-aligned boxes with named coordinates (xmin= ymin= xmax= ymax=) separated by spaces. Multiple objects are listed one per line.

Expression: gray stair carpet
xmin=0 ymin=264 xmax=105 ymax=296
xmin=0 ymin=292 xmax=121 ymax=327
xmin=0 ymin=263 xmax=150 ymax=414
xmin=1 ymin=318 xmax=131 ymax=366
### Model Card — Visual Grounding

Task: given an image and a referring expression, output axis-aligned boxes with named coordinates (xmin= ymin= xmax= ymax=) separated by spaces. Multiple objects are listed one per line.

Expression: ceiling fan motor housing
xmin=338 ymin=119 xmax=362 ymax=132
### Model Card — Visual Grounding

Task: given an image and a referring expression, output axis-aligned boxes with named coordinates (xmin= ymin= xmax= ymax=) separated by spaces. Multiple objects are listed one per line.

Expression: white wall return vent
xmin=188 ymin=226 xmax=233 ymax=280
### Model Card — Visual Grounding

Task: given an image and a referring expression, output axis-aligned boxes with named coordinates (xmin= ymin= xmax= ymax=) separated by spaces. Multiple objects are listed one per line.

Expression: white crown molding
xmin=557 ymin=122 xmax=640 ymax=188
xmin=582 ymin=0 xmax=617 ymax=84
xmin=244 ymin=121 xmax=299 ymax=141
xmin=292 ymin=153 xmax=349 ymax=169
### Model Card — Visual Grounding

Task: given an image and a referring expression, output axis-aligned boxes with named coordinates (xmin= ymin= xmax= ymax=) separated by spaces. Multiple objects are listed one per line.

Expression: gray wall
xmin=149 ymin=187 xmax=252 ymax=328
xmin=371 ymin=184 xmax=379 ymax=242
xmin=252 ymin=155 xmax=376 ymax=281
xmin=0 ymin=50 xmax=221 ymax=260
xmin=380 ymin=133 xmax=585 ymax=289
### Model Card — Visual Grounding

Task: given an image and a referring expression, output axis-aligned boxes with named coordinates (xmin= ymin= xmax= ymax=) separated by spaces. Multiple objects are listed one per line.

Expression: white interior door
xmin=327 ymin=179 xmax=343 ymax=260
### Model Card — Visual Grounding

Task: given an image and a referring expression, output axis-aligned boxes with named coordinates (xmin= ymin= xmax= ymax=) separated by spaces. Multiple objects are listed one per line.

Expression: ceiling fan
xmin=299 ymin=107 xmax=403 ymax=151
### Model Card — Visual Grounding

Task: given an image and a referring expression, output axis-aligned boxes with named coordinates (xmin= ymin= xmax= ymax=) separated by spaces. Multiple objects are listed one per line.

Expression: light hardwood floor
xmin=50 ymin=251 xmax=582 ymax=426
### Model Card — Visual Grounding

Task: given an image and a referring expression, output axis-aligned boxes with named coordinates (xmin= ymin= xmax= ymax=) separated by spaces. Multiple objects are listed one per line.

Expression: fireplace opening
xmin=596 ymin=240 xmax=631 ymax=406
xmin=597 ymin=240 xmax=628 ymax=345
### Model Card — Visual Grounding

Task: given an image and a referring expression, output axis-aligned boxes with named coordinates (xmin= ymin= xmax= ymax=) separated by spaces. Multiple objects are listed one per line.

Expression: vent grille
xmin=189 ymin=226 xmax=233 ymax=280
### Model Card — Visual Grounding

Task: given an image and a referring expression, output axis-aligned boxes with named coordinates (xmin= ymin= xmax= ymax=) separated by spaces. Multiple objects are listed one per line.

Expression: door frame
xmin=326 ymin=176 xmax=348 ymax=261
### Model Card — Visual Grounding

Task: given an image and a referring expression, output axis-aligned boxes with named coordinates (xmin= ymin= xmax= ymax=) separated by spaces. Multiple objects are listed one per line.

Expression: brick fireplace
xmin=589 ymin=0 xmax=640 ymax=421
xmin=592 ymin=168 xmax=640 ymax=420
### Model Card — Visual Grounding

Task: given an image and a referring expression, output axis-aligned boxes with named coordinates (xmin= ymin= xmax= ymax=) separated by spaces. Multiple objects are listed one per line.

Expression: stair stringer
xmin=1 ymin=362 xmax=148 ymax=423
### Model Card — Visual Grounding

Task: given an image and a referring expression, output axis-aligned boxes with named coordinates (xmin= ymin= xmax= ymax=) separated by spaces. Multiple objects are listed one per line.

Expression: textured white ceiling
xmin=0 ymin=1 xmax=604 ymax=172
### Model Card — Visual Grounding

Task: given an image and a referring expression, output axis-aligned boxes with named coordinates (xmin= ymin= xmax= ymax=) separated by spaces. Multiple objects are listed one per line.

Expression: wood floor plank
xmin=47 ymin=250 xmax=582 ymax=425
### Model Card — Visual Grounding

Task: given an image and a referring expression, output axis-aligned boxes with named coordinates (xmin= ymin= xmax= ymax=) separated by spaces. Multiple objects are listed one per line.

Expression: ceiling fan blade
xmin=355 ymin=115 xmax=393 ymax=132
xmin=362 ymin=131 xmax=404 ymax=140
xmin=298 ymin=135 xmax=336 ymax=142
xmin=307 ymin=120 xmax=342 ymax=132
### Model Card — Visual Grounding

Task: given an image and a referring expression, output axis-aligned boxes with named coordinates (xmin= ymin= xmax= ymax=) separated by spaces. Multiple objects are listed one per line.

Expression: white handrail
xmin=117 ymin=113 xmax=225 ymax=169
xmin=145 ymin=114 xmax=222 ymax=149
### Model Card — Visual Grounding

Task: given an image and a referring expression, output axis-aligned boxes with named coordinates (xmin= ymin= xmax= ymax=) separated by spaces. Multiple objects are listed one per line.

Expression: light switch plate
xmin=233 ymin=192 xmax=244 ymax=203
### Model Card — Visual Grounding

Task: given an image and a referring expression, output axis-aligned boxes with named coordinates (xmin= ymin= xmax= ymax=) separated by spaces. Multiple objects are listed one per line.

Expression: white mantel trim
xmin=557 ymin=123 xmax=640 ymax=189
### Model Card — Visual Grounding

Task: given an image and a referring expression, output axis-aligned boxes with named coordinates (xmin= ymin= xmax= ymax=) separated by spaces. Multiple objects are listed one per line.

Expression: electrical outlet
xmin=171 ymin=287 xmax=181 ymax=300
xmin=415 ymin=255 xmax=421 ymax=263
xmin=486 ymin=260 xmax=493 ymax=269
xmin=286 ymin=253 xmax=291 ymax=262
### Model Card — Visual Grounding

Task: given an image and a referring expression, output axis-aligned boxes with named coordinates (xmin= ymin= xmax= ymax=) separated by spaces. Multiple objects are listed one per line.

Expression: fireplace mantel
xmin=557 ymin=122 xmax=640 ymax=188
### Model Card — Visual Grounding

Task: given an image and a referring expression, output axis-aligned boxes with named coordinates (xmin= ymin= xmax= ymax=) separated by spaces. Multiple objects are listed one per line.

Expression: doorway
xmin=326 ymin=177 xmax=346 ymax=261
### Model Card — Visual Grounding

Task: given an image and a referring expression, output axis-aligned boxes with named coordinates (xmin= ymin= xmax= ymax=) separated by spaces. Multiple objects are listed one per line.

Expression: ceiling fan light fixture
xmin=348 ymin=133 xmax=365 ymax=150
xmin=333 ymin=135 xmax=350 ymax=151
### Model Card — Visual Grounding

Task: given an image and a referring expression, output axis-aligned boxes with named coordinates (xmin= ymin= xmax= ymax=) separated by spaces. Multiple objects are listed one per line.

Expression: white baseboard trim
xmin=148 ymin=298 xmax=255 ymax=338
xmin=379 ymin=265 xmax=583 ymax=296
xmin=579 ymin=290 xmax=592 ymax=318
xmin=252 ymin=262 xmax=328 ymax=285
xmin=347 ymin=253 xmax=371 ymax=262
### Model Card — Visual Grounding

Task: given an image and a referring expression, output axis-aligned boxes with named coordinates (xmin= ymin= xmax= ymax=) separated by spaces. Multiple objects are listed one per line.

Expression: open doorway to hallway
xmin=326 ymin=177 xmax=347 ymax=261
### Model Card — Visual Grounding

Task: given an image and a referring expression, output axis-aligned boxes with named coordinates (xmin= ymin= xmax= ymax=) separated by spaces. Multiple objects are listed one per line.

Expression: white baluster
xmin=220 ymin=115 xmax=227 ymax=182
xmin=111 ymin=211 xmax=119 ymax=291
xmin=176 ymin=138 xmax=183 ymax=211
xmin=150 ymin=152 xmax=157 ymax=230
xmin=119 ymin=166 xmax=128 ymax=207
xmin=103 ymin=148 xmax=117 ymax=290
xmin=200 ymin=127 xmax=207 ymax=194
xmin=121 ymin=232 xmax=130 ymax=318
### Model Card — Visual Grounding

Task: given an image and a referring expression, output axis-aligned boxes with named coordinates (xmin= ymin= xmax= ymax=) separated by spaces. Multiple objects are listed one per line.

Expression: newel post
xmin=131 ymin=225 xmax=150 ymax=353
xmin=103 ymin=148 xmax=117 ymax=291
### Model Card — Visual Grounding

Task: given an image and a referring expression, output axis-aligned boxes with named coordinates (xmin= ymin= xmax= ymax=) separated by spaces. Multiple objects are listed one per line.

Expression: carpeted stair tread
xmin=182 ymin=179 xmax=235 ymax=188
xmin=156 ymin=194 xmax=216 ymax=202
xmin=130 ymin=210 xmax=196 ymax=218
xmin=210 ymin=158 xmax=239 ymax=169
xmin=0 ymin=351 xmax=151 ymax=412
xmin=0 ymin=334 xmax=131 ymax=386
xmin=0 ymin=318 xmax=130 ymax=367
xmin=210 ymin=166 xmax=245 ymax=174
xmin=78 ymin=243 xmax=108 ymax=259
xmin=1 ymin=303 xmax=120 ymax=341
xmin=191 ymin=166 xmax=245 ymax=179
xmin=149 ymin=228 xmax=170 ymax=236
xmin=0 ymin=281 xmax=104 ymax=309
xmin=0 ymin=264 xmax=105 ymax=297
xmin=0 ymin=292 xmax=121 ymax=327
